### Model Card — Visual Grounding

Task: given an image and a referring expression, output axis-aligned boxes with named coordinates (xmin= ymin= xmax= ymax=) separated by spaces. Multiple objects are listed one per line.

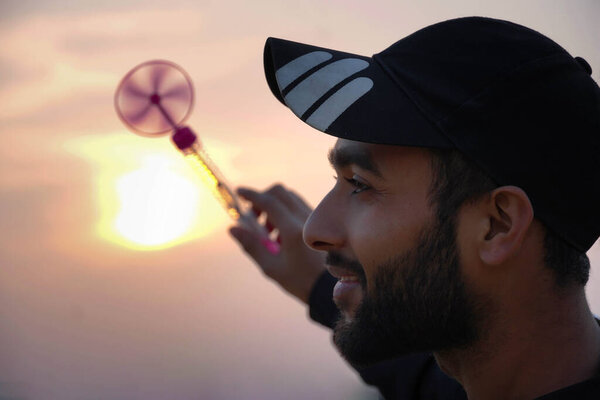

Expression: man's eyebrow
xmin=327 ymin=146 xmax=382 ymax=177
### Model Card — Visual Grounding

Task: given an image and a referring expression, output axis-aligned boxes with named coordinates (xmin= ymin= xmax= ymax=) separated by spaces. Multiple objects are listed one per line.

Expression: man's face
xmin=303 ymin=139 xmax=486 ymax=365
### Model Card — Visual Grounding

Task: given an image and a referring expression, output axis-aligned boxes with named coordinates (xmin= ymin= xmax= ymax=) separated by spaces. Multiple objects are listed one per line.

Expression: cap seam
xmin=371 ymin=54 xmax=459 ymax=148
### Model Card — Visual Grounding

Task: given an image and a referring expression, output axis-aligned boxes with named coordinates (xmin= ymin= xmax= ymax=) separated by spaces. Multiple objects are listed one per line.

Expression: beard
xmin=331 ymin=215 xmax=489 ymax=367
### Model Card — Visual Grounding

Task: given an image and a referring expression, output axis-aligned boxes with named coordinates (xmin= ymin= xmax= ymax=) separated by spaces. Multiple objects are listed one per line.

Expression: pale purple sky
xmin=1 ymin=1 xmax=599 ymax=399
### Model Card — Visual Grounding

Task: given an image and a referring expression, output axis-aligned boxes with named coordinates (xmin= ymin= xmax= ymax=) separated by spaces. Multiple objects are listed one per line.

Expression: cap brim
xmin=264 ymin=37 xmax=452 ymax=148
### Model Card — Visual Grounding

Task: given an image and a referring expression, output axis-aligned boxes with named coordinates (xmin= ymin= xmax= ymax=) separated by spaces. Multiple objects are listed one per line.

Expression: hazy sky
xmin=1 ymin=1 xmax=599 ymax=399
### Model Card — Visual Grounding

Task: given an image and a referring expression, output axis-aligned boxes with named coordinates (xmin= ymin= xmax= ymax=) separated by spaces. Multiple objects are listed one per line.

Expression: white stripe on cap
xmin=275 ymin=51 xmax=332 ymax=91
xmin=283 ymin=58 xmax=369 ymax=117
xmin=306 ymin=77 xmax=374 ymax=131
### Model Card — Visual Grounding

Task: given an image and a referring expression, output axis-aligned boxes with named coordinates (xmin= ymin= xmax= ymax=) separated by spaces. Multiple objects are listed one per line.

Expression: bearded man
xmin=230 ymin=16 xmax=600 ymax=399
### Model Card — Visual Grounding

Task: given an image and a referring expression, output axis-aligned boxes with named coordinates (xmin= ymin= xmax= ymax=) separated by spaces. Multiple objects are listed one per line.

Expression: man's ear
xmin=479 ymin=186 xmax=534 ymax=265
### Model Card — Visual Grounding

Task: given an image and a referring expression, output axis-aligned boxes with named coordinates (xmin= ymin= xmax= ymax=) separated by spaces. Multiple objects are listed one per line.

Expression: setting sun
xmin=114 ymin=155 xmax=199 ymax=248
xmin=65 ymin=133 xmax=229 ymax=251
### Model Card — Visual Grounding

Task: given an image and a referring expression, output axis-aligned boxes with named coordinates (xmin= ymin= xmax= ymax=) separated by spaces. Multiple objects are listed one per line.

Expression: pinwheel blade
xmin=150 ymin=65 xmax=169 ymax=92
xmin=125 ymin=102 xmax=153 ymax=125
xmin=122 ymin=81 xmax=150 ymax=99
xmin=161 ymin=84 xmax=191 ymax=100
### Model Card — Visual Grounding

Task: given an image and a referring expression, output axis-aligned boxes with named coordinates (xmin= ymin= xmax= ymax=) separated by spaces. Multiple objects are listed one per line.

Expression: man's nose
xmin=303 ymin=191 xmax=344 ymax=251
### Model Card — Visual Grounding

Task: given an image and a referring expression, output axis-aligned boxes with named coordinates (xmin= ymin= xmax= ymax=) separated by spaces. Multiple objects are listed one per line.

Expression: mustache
xmin=326 ymin=252 xmax=365 ymax=277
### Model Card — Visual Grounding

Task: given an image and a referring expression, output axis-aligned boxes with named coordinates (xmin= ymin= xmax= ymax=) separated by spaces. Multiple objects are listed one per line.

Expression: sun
xmin=114 ymin=155 xmax=199 ymax=247
xmin=65 ymin=133 xmax=230 ymax=251
xmin=106 ymin=152 xmax=228 ymax=251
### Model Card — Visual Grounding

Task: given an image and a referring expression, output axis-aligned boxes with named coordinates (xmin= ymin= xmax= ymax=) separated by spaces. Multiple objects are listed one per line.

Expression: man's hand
xmin=229 ymin=184 xmax=326 ymax=304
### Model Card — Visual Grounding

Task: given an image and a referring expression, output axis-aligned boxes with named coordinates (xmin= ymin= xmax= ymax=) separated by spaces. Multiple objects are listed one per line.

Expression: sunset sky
xmin=1 ymin=1 xmax=599 ymax=399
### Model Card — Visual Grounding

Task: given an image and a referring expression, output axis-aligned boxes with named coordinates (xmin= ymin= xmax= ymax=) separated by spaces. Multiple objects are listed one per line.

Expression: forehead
xmin=330 ymin=139 xmax=432 ymax=177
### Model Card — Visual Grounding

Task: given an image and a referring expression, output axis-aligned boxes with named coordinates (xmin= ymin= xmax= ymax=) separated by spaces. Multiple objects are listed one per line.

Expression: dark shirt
xmin=308 ymin=272 xmax=600 ymax=399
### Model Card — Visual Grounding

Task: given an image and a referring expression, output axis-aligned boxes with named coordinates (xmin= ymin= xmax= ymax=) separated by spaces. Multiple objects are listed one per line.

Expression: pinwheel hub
xmin=150 ymin=93 xmax=161 ymax=105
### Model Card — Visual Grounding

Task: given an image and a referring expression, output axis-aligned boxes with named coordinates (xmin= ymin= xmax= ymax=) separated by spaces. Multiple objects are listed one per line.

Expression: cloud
xmin=0 ymin=6 xmax=269 ymax=126
xmin=0 ymin=8 xmax=203 ymax=121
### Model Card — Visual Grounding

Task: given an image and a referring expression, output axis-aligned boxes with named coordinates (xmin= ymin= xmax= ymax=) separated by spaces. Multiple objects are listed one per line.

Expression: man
xmin=229 ymin=17 xmax=600 ymax=399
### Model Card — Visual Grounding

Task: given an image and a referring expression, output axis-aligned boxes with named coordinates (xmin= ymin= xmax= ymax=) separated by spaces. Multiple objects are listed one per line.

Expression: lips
xmin=333 ymin=275 xmax=361 ymax=300
xmin=327 ymin=265 xmax=364 ymax=318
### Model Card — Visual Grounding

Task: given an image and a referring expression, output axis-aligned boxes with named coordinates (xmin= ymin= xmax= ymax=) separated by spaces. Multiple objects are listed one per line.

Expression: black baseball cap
xmin=263 ymin=16 xmax=600 ymax=253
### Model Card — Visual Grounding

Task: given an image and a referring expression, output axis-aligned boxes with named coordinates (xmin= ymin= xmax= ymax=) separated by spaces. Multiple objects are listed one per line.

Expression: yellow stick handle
xmin=181 ymin=145 xmax=242 ymax=220
xmin=172 ymin=126 xmax=280 ymax=254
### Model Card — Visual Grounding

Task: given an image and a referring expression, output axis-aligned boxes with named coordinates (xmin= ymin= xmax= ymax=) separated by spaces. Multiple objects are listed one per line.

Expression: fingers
xmin=264 ymin=184 xmax=309 ymax=216
xmin=238 ymin=184 xmax=307 ymax=231
xmin=229 ymin=225 xmax=278 ymax=269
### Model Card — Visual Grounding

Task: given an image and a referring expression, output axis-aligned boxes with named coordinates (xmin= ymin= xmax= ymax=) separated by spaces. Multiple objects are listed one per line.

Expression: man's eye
xmin=344 ymin=177 xmax=370 ymax=194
